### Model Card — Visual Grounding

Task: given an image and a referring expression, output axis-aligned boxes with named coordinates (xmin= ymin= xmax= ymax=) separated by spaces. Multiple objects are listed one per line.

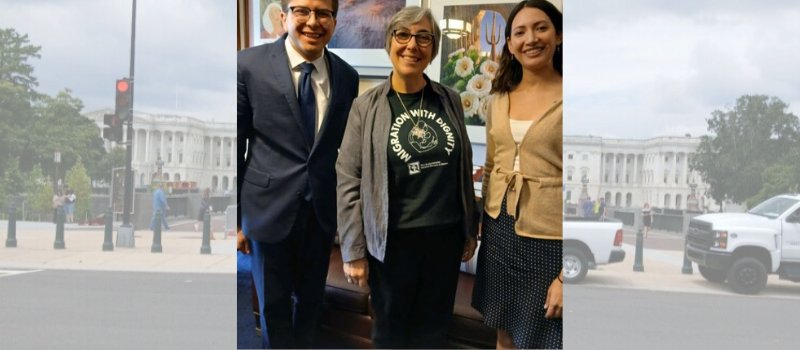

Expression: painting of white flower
xmin=455 ymin=56 xmax=474 ymax=78
xmin=467 ymin=74 xmax=492 ymax=96
xmin=477 ymin=96 xmax=491 ymax=123
xmin=438 ymin=3 xmax=515 ymax=126
xmin=479 ymin=60 xmax=499 ymax=79
xmin=460 ymin=91 xmax=480 ymax=117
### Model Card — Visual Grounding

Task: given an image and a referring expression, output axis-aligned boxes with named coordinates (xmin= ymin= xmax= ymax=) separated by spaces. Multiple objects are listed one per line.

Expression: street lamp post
xmin=54 ymin=151 xmax=61 ymax=192
xmin=156 ymin=156 xmax=164 ymax=181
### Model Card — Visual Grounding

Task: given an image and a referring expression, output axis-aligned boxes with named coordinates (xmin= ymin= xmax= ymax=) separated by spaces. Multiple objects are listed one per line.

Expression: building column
xmin=682 ymin=153 xmax=689 ymax=185
xmin=230 ymin=137 xmax=235 ymax=169
xmin=159 ymin=131 xmax=164 ymax=162
xmin=171 ymin=131 xmax=177 ymax=164
xmin=144 ymin=129 xmax=151 ymax=163
xmin=672 ymin=152 xmax=678 ymax=187
xmin=219 ymin=137 xmax=225 ymax=169
xmin=621 ymin=153 xmax=628 ymax=184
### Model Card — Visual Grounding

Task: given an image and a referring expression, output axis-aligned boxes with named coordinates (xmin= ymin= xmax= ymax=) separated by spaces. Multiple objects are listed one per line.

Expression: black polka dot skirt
xmin=472 ymin=197 xmax=563 ymax=349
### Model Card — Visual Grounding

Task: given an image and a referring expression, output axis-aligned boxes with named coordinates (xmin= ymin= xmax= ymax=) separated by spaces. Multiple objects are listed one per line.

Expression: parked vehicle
xmin=686 ymin=194 xmax=800 ymax=294
xmin=563 ymin=217 xmax=626 ymax=283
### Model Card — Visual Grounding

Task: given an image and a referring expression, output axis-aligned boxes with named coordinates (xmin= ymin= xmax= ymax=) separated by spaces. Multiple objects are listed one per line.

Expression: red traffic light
xmin=116 ymin=79 xmax=130 ymax=93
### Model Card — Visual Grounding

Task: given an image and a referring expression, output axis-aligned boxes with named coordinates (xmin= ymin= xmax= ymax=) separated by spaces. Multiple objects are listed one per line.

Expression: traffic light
xmin=103 ymin=113 xmax=123 ymax=142
xmin=115 ymin=78 xmax=132 ymax=121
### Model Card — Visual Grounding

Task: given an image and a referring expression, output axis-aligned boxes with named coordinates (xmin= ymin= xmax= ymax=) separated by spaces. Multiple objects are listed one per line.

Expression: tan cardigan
xmin=482 ymin=93 xmax=563 ymax=239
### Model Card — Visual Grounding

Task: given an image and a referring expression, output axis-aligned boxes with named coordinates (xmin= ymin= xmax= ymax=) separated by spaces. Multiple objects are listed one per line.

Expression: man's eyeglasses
xmin=289 ymin=6 xmax=336 ymax=24
xmin=392 ymin=30 xmax=435 ymax=48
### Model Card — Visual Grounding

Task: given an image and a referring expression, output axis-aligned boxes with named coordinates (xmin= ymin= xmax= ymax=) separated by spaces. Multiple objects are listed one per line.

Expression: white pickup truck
xmin=686 ymin=194 xmax=800 ymax=294
xmin=563 ymin=217 xmax=626 ymax=283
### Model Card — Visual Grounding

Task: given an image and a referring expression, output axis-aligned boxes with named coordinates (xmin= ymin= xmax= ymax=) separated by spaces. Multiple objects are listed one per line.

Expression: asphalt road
xmin=565 ymin=285 xmax=800 ymax=350
xmin=0 ymin=269 xmax=236 ymax=350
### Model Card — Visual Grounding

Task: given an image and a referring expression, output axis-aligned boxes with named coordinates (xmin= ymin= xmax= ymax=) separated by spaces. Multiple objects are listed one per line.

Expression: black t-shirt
xmin=386 ymin=85 xmax=462 ymax=229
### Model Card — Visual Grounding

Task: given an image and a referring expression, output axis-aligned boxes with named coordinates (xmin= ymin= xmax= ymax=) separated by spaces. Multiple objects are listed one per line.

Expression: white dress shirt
xmin=285 ymin=39 xmax=330 ymax=135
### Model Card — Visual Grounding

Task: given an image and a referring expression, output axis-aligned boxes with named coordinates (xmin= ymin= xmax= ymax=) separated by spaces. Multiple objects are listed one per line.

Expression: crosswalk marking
xmin=0 ymin=269 xmax=43 ymax=279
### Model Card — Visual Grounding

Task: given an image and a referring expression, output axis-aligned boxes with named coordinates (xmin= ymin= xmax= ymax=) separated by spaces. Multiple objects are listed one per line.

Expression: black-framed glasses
xmin=289 ymin=6 xmax=336 ymax=24
xmin=392 ymin=30 xmax=435 ymax=47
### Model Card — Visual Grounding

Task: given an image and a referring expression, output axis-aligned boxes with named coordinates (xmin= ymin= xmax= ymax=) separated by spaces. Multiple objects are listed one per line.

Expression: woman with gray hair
xmin=336 ymin=6 xmax=479 ymax=348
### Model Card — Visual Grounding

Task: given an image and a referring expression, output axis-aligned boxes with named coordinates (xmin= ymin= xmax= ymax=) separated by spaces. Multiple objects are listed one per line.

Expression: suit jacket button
xmin=296 ymin=191 xmax=302 ymax=197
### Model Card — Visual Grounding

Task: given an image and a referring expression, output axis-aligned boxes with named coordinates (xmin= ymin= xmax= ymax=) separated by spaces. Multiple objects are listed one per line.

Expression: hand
xmin=237 ymin=229 xmax=251 ymax=254
xmin=343 ymin=258 xmax=369 ymax=287
xmin=462 ymin=236 xmax=477 ymax=262
xmin=544 ymin=274 xmax=563 ymax=319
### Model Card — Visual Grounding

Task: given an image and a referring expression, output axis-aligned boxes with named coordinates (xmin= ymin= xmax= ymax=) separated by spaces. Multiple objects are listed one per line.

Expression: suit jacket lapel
xmin=269 ymin=36 xmax=311 ymax=151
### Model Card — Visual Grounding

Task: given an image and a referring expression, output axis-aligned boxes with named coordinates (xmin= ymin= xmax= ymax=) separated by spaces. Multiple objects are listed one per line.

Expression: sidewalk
xmin=1 ymin=219 xmax=236 ymax=274
xmin=579 ymin=228 xmax=800 ymax=300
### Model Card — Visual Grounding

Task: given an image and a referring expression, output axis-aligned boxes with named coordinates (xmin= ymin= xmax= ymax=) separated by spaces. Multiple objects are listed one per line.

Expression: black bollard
xmin=200 ymin=209 xmax=211 ymax=255
xmin=151 ymin=209 xmax=163 ymax=253
xmin=633 ymin=228 xmax=644 ymax=272
xmin=681 ymin=242 xmax=693 ymax=274
xmin=102 ymin=207 xmax=114 ymax=251
xmin=5 ymin=204 xmax=17 ymax=248
xmin=54 ymin=207 xmax=66 ymax=249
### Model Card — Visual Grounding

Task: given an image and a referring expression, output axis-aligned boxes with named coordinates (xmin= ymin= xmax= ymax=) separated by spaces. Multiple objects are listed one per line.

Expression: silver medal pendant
xmin=411 ymin=123 xmax=426 ymax=138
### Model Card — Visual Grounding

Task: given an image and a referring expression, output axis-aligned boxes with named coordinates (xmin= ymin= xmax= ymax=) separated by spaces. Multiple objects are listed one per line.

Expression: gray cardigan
xmin=335 ymin=74 xmax=478 ymax=263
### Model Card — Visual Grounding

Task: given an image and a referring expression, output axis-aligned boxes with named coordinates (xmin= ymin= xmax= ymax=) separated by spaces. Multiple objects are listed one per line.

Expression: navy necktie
xmin=298 ymin=62 xmax=317 ymax=146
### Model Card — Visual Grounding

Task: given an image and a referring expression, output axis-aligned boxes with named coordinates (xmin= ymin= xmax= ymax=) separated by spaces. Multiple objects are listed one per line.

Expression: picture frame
xmin=251 ymin=0 xmax=286 ymax=46
xmin=328 ymin=0 xmax=422 ymax=78
xmin=426 ymin=0 xmax=562 ymax=144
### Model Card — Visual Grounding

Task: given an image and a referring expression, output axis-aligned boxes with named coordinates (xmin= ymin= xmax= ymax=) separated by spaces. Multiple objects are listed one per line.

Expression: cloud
xmin=567 ymin=1 xmax=800 ymax=139
xmin=0 ymin=0 xmax=234 ymax=122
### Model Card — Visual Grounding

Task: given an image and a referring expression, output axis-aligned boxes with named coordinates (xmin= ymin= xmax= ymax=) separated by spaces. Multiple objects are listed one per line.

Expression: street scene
xmin=0 ymin=217 xmax=237 ymax=349
xmin=563 ymin=225 xmax=800 ymax=349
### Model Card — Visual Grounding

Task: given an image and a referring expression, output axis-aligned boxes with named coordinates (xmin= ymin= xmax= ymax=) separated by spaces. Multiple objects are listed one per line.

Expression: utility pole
xmin=117 ymin=0 xmax=137 ymax=247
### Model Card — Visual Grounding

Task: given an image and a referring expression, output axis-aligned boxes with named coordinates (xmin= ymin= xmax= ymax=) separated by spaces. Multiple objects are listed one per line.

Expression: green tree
xmin=1 ymin=28 xmax=107 ymax=188
xmin=0 ymin=28 xmax=41 ymax=174
xmin=31 ymin=180 xmax=54 ymax=221
xmin=65 ymin=158 xmax=91 ymax=223
xmin=691 ymin=95 xmax=800 ymax=205
xmin=25 ymin=90 xmax=106 ymax=181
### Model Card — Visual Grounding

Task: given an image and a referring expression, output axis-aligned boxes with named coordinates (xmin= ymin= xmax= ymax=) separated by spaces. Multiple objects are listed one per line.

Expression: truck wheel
xmin=726 ymin=257 xmax=767 ymax=295
xmin=698 ymin=265 xmax=726 ymax=283
xmin=563 ymin=247 xmax=588 ymax=284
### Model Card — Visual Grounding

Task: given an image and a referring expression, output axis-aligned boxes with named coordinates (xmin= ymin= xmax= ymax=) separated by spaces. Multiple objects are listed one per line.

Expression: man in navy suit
xmin=237 ymin=0 xmax=358 ymax=347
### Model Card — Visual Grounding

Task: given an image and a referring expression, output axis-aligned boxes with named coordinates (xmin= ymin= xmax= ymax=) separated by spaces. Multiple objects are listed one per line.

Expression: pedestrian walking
xmin=150 ymin=181 xmax=170 ymax=231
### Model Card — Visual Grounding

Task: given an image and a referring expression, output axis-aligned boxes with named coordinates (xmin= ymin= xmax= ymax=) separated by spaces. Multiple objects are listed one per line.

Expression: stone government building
xmin=564 ymin=134 xmax=721 ymax=212
xmin=85 ymin=109 xmax=236 ymax=193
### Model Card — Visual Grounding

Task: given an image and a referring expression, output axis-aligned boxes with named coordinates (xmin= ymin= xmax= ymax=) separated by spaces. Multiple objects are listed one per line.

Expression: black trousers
xmin=368 ymin=222 xmax=465 ymax=349
xmin=249 ymin=202 xmax=333 ymax=349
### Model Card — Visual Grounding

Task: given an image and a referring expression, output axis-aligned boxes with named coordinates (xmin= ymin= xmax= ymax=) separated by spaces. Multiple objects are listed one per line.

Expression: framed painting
xmin=251 ymin=0 xmax=287 ymax=46
xmin=427 ymin=0 xmax=561 ymax=144
xmin=328 ymin=0 xmax=422 ymax=77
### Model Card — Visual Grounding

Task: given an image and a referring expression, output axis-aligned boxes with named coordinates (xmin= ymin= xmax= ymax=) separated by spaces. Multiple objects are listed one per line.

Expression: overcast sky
xmin=0 ymin=0 xmax=234 ymax=123
xmin=565 ymin=0 xmax=800 ymax=139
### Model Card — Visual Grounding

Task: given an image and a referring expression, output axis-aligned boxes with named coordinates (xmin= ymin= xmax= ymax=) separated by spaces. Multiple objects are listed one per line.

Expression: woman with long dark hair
xmin=471 ymin=1 xmax=563 ymax=348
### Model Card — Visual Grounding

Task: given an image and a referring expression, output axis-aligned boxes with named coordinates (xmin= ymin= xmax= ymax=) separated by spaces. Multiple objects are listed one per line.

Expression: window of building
xmin=582 ymin=154 xmax=588 ymax=161
xmin=568 ymin=153 xmax=573 ymax=160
